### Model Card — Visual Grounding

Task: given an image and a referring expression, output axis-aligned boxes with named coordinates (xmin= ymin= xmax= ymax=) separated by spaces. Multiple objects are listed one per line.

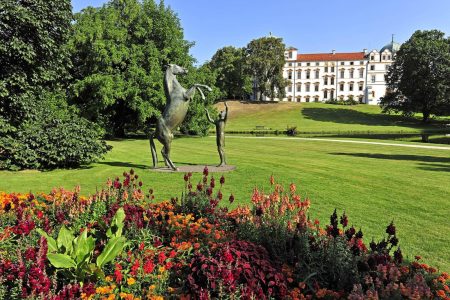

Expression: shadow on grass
xmin=97 ymin=161 xmax=150 ymax=169
xmin=330 ymin=153 xmax=450 ymax=164
xmin=417 ymin=163 xmax=450 ymax=172
xmin=302 ymin=107 xmax=433 ymax=128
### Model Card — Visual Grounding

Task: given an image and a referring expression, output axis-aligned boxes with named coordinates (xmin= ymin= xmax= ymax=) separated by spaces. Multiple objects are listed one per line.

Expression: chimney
xmin=332 ymin=49 xmax=335 ymax=55
xmin=363 ymin=48 xmax=367 ymax=54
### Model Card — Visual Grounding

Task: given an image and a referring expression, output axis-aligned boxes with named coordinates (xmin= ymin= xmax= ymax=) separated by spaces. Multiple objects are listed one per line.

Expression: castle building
xmin=259 ymin=39 xmax=400 ymax=105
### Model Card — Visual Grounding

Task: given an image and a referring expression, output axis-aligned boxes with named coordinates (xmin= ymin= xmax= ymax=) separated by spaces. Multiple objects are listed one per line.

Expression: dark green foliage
xmin=381 ymin=30 xmax=450 ymax=122
xmin=179 ymin=64 xmax=221 ymax=136
xmin=245 ymin=36 xmax=288 ymax=100
xmin=0 ymin=0 xmax=110 ymax=170
xmin=0 ymin=90 xmax=110 ymax=170
xmin=69 ymin=0 xmax=199 ymax=137
xmin=208 ymin=46 xmax=252 ymax=100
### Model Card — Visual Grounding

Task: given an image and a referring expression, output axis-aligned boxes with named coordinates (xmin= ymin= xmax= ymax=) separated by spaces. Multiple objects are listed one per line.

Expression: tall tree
xmin=245 ymin=36 xmax=287 ymax=101
xmin=0 ymin=0 xmax=109 ymax=170
xmin=69 ymin=0 xmax=195 ymax=137
xmin=381 ymin=30 xmax=450 ymax=122
xmin=209 ymin=46 xmax=252 ymax=100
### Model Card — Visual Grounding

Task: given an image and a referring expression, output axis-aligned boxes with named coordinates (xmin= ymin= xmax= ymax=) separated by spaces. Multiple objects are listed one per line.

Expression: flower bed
xmin=0 ymin=169 xmax=448 ymax=299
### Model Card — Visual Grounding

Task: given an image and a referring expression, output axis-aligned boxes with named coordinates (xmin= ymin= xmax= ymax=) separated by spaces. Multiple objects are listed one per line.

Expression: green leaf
xmin=106 ymin=207 xmax=125 ymax=238
xmin=47 ymin=253 xmax=77 ymax=269
xmin=96 ymin=236 xmax=126 ymax=268
xmin=57 ymin=225 xmax=74 ymax=254
xmin=36 ymin=228 xmax=58 ymax=252
xmin=73 ymin=229 xmax=95 ymax=265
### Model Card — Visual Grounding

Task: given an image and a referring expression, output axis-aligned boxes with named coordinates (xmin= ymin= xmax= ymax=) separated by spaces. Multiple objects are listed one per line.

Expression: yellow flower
xmin=127 ymin=277 xmax=136 ymax=285
xmin=158 ymin=266 xmax=165 ymax=273
xmin=149 ymin=284 xmax=156 ymax=291
xmin=105 ymin=275 xmax=113 ymax=282
xmin=107 ymin=294 xmax=116 ymax=300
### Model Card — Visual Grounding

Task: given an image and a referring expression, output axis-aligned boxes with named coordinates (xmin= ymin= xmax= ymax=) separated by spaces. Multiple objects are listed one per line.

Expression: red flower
xmin=143 ymin=260 xmax=155 ymax=274
xmin=130 ymin=259 xmax=140 ymax=276
xmin=36 ymin=210 xmax=44 ymax=219
xmin=203 ymin=166 xmax=209 ymax=176
xmin=114 ymin=263 xmax=123 ymax=283
xmin=220 ymin=175 xmax=225 ymax=185
xmin=229 ymin=194 xmax=235 ymax=204
xmin=158 ymin=252 xmax=166 ymax=264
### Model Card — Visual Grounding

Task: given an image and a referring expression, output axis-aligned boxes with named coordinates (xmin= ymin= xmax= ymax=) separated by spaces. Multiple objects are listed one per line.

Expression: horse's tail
xmin=149 ymin=131 xmax=158 ymax=168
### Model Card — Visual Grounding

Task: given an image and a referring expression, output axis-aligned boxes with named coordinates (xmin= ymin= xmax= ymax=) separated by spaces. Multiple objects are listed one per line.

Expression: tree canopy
xmin=381 ymin=30 xmax=450 ymax=122
xmin=245 ymin=36 xmax=287 ymax=101
xmin=69 ymin=0 xmax=207 ymax=137
xmin=208 ymin=46 xmax=252 ymax=100
xmin=0 ymin=0 xmax=109 ymax=170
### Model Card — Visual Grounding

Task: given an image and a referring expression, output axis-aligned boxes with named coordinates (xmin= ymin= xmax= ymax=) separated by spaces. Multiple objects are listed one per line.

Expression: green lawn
xmin=219 ymin=101 xmax=449 ymax=133
xmin=1 ymin=137 xmax=449 ymax=271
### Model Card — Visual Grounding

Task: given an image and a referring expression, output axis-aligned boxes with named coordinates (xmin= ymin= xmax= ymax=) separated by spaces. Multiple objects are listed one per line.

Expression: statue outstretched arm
xmin=204 ymin=108 xmax=215 ymax=124
xmin=224 ymin=102 xmax=229 ymax=122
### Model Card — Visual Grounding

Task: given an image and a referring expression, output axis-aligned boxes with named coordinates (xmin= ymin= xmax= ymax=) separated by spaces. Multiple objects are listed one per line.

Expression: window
xmin=314 ymin=96 xmax=319 ymax=102
xmin=306 ymin=70 xmax=310 ymax=79
xmin=288 ymin=96 xmax=292 ymax=102
xmin=288 ymin=71 xmax=292 ymax=80
xmin=315 ymin=70 xmax=319 ymax=79
xmin=324 ymin=76 xmax=328 ymax=85
xmin=314 ymin=84 xmax=319 ymax=92
xmin=325 ymin=66 xmax=328 ymax=72
xmin=371 ymin=75 xmax=376 ymax=83
xmin=350 ymin=62 xmax=354 ymax=65
xmin=296 ymin=84 xmax=301 ymax=92
xmin=296 ymin=97 xmax=301 ymax=102
xmin=288 ymin=63 xmax=292 ymax=67
xmin=385 ymin=64 xmax=390 ymax=70
xmin=370 ymin=65 xmax=375 ymax=71
xmin=316 ymin=62 xmax=320 ymax=66
xmin=370 ymin=55 xmax=374 ymax=60
xmin=358 ymin=95 xmax=363 ymax=102
xmin=324 ymin=90 xmax=328 ymax=99
xmin=298 ymin=62 xmax=302 ymax=66
xmin=288 ymin=52 xmax=293 ymax=58
xmin=331 ymin=66 xmax=335 ymax=72
xmin=340 ymin=70 xmax=345 ymax=78
xmin=306 ymin=62 xmax=310 ymax=66
xmin=350 ymin=70 xmax=354 ymax=78
xmin=387 ymin=55 xmax=391 ymax=60
xmin=372 ymin=91 xmax=375 ymax=97
xmin=359 ymin=69 xmax=364 ymax=78
xmin=297 ymin=70 xmax=301 ymax=78
xmin=340 ymin=62 xmax=345 ymax=65
xmin=305 ymin=96 xmax=310 ymax=102
xmin=359 ymin=84 xmax=363 ymax=91
xmin=339 ymin=83 xmax=344 ymax=91
xmin=330 ymin=77 xmax=335 ymax=85
xmin=349 ymin=83 xmax=354 ymax=91
xmin=287 ymin=86 xmax=292 ymax=92
xmin=305 ymin=83 xmax=310 ymax=92
xmin=360 ymin=61 xmax=364 ymax=65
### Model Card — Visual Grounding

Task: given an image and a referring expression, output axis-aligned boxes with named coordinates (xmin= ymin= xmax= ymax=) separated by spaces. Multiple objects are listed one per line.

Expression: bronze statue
xmin=205 ymin=102 xmax=228 ymax=167
xmin=150 ymin=64 xmax=211 ymax=170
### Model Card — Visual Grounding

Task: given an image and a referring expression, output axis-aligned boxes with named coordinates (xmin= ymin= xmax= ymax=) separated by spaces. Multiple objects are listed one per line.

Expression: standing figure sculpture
xmin=150 ymin=64 xmax=211 ymax=170
xmin=205 ymin=102 xmax=228 ymax=167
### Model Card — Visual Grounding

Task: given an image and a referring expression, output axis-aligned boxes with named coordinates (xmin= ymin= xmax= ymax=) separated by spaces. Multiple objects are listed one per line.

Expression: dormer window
xmin=288 ymin=52 xmax=293 ymax=59
xmin=371 ymin=56 xmax=374 ymax=61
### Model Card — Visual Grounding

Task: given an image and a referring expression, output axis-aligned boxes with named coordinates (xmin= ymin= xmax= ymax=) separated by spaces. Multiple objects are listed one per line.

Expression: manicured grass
xmin=1 ymin=137 xmax=449 ymax=271
xmin=218 ymin=101 xmax=449 ymax=133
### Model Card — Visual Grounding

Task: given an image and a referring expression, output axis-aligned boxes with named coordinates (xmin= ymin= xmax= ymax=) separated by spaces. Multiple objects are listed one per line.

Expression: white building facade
xmin=261 ymin=41 xmax=400 ymax=105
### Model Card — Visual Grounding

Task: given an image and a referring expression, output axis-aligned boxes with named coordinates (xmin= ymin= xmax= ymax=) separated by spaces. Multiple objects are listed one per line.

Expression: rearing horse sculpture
xmin=150 ymin=64 xmax=211 ymax=170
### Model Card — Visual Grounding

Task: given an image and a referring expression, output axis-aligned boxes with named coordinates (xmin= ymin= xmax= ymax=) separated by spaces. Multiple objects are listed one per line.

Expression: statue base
xmin=150 ymin=165 xmax=236 ymax=173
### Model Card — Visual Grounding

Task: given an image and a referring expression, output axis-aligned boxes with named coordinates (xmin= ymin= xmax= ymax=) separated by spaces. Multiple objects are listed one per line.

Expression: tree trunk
xmin=422 ymin=110 xmax=430 ymax=123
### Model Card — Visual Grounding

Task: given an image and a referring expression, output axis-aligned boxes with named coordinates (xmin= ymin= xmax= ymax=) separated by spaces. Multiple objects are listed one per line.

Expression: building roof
xmin=380 ymin=41 xmax=401 ymax=53
xmin=296 ymin=52 xmax=365 ymax=62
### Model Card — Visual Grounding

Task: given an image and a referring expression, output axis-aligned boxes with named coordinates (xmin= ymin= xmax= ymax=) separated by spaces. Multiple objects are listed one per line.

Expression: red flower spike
xmin=203 ymin=166 xmax=209 ymax=176
xmin=229 ymin=194 xmax=235 ymax=204
xmin=220 ymin=175 xmax=225 ymax=185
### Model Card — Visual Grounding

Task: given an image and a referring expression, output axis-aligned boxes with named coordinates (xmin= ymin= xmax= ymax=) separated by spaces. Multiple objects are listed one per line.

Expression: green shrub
xmin=0 ymin=91 xmax=111 ymax=170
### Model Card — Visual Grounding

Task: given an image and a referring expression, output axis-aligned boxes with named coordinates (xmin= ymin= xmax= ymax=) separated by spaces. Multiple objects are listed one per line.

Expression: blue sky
xmin=72 ymin=0 xmax=450 ymax=64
